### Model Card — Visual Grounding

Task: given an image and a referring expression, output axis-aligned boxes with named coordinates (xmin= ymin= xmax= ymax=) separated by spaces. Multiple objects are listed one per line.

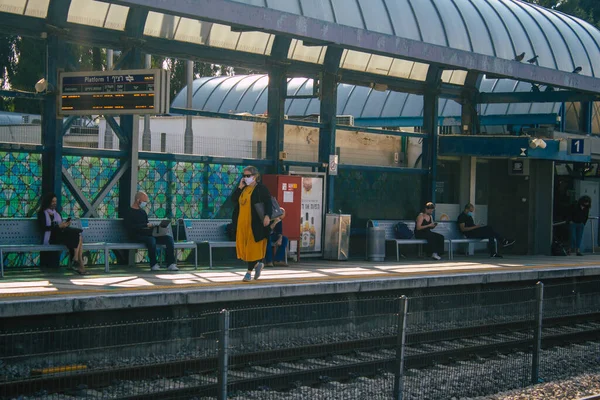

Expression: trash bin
xmin=366 ymin=221 xmax=386 ymax=262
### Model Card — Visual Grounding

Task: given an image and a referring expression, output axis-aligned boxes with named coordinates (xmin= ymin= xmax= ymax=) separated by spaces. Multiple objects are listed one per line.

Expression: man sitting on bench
xmin=457 ymin=203 xmax=515 ymax=258
xmin=125 ymin=191 xmax=178 ymax=272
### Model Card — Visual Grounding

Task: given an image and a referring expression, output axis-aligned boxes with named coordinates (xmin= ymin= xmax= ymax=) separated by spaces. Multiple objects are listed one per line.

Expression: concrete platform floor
xmin=1 ymin=254 xmax=600 ymax=312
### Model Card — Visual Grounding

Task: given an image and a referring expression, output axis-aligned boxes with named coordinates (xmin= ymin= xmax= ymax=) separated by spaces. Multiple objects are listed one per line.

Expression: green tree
xmin=524 ymin=0 xmax=599 ymax=28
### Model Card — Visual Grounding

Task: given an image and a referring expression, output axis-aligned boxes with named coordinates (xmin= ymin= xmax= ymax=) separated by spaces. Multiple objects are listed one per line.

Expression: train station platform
xmin=1 ymin=255 xmax=600 ymax=318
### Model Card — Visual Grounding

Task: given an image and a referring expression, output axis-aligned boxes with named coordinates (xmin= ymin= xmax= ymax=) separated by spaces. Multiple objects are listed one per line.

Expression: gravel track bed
xmin=12 ymin=340 xmax=600 ymax=400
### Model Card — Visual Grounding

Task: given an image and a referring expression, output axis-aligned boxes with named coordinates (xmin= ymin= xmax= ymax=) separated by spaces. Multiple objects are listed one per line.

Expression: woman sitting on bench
xmin=37 ymin=192 xmax=88 ymax=274
xmin=414 ymin=202 xmax=445 ymax=260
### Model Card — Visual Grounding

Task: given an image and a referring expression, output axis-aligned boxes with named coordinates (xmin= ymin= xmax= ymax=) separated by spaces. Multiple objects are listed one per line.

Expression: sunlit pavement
xmin=1 ymin=255 xmax=600 ymax=298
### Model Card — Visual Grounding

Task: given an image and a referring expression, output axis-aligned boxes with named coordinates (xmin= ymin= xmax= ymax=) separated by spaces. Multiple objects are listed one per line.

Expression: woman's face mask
xmin=139 ymin=201 xmax=147 ymax=208
xmin=467 ymin=211 xmax=474 ymax=217
xmin=244 ymin=176 xmax=255 ymax=185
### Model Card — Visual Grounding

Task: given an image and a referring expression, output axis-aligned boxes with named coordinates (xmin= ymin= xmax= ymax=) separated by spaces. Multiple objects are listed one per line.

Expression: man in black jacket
xmin=125 ymin=191 xmax=178 ymax=271
xmin=457 ymin=203 xmax=514 ymax=258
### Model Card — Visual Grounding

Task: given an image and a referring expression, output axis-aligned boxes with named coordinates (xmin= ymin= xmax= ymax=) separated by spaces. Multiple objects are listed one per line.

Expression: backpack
xmin=394 ymin=222 xmax=413 ymax=239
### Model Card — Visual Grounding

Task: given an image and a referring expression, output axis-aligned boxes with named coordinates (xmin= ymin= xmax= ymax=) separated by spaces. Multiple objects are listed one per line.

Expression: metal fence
xmin=1 ymin=283 xmax=599 ymax=399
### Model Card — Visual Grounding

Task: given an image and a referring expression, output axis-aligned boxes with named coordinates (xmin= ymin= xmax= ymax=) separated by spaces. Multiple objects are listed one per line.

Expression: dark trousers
xmin=134 ymin=235 xmax=176 ymax=266
xmin=466 ymin=226 xmax=502 ymax=255
xmin=414 ymin=229 xmax=445 ymax=255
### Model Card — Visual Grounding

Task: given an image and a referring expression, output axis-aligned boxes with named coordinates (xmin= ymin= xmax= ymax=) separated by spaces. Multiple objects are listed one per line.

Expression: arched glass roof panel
xmin=394 ymin=60 xmax=429 ymax=81
xmin=288 ymin=39 xmax=326 ymax=64
xmin=451 ymin=0 xmax=495 ymax=55
xmin=68 ymin=0 xmax=128 ymax=30
xmin=174 ymin=75 xmax=568 ymax=121
xmin=223 ymin=0 xmax=600 ymax=77
xmin=361 ymin=90 xmax=393 ymax=118
xmin=357 ymin=0 xmax=394 ymax=35
xmin=144 ymin=12 xmax=273 ymax=55
xmin=340 ymin=85 xmax=371 ymax=115
xmin=329 ymin=0 xmax=365 ymax=29
xmin=498 ymin=0 xmax=558 ymax=69
xmin=433 ymin=0 xmax=471 ymax=51
xmin=339 ymin=50 xmax=429 ymax=81
xmin=402 ymin=94 xmax=425 ymax=117
xmin=485 ymin=1 xmax=536 ymax=64
xmin=474 ymin=1 xmax=514 ymax=60
xmin=382 ymin=0 xmax=421 ymax=41
xmin=539 ymin=8 xmax=594 ymax=75
xmin=407 ymin=0 xmax=446 ymax=46
xmin=555 ymin=13 xmax=600 ymax=76
xmin=441 ymin=70 xmax=468 ymax=86
xmin=265 ymin=0 xmax=301 ymax=14
xmin=0 ymin=0 xmax=48 ymax=18
xmin=518 ymin=2 xmax=575 ymax=71
xmin=219 ymin=75 xmax=265 ymax=113
xmin=299 ymin=0 xmax=336 ymax=21
xmin=236 ymin=76 xmax=269 ymax=113
xmin=203 ymin=76 xmax=248 ymax=113
xmin=441 ymin=98 xmax=461 ymax=117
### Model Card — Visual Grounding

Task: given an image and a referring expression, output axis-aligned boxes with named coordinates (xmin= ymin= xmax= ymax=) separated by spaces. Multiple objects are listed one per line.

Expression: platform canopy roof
xmin=171 ymin=75 xmax=560 ymax=120
xmin=2 ymin=0 xmax=600 ymax=95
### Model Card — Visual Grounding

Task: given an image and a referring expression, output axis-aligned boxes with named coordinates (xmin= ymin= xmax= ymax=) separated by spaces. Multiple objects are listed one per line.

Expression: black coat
xmin=231 ymin=183 xmax=273 ymax=242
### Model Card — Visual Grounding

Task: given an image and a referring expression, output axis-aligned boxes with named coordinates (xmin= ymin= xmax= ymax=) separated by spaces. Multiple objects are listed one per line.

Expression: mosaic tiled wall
xmin=62 ymin=156 xmax=121 ymax=218
xmin=137 ymin=160 xmax=244 ymax=219
xmin=0 ymin=153 xmax=246 ymax=268
xmin=0 ymin=152 xmax=42 ymax=217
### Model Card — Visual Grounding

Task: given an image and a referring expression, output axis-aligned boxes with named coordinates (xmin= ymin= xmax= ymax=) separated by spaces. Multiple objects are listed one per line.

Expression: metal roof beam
xmin=104 ymin=0 xmax=600 ymax=94
xmin=478 ymin=91 xmax=599 ymax=104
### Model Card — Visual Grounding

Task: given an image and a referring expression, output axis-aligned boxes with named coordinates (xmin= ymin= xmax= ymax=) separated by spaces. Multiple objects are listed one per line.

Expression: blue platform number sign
xmin=569 ymin=139 xmax=585 ymax=155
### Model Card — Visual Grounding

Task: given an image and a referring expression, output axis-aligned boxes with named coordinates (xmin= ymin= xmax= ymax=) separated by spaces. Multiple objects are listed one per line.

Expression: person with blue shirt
xmin=457 ymin=203 xmax=514 ymax=258
xmin=265 ymin=208 xmax=289 ymax=267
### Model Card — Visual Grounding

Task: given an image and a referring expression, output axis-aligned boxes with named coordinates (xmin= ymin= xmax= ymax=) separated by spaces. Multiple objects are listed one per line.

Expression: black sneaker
xmin=502 ymin=239 xmax=515 ymax=247
xmin=491 ymin=253 xmax=503 ymax=258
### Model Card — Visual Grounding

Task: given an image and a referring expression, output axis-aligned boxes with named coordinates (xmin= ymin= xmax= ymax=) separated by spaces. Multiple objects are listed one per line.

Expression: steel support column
xmin=422 ymin=68 xmax=442 ymax=206
xmin=580 ymin=102 xmax=593 ymax=134
xmin=118 ymin=9 xmax=147 ymax=217
xmin=266 ymin=66 xmax=286 ymax=174
xmin=41 ymin=0 xmax=69 ymax=206
xmin=184 ymin=60 xmax=194 ymax=154
xmin=265 ymin=37 xmax=291 ymax=174
xmin=41 ymin=35 xmax=65 ymax=204
xmin=460 ymin=72 xmax=481 ymax=135
xmin=104 ymin=49 xmax=115 ymax=149
xmin=142 ymin=53 xmax=152 ymax=151
xmin=319 ymin=48 xmax=343 ymax=214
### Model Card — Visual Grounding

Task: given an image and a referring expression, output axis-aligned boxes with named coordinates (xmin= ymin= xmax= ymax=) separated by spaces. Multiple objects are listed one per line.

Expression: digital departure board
xmin=58 ymin=69 xmax=170 ymax=116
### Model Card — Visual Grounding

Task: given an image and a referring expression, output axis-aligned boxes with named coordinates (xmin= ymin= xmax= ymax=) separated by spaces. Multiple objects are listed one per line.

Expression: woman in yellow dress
xmin=231 ymin=166 xmax=272 ymax=281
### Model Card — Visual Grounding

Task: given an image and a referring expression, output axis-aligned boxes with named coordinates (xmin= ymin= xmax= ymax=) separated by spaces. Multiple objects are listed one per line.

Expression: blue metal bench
xmin=80 ymin=218 xmax=197 ymax=273
xmin=183 ymin=219 xmax=234 ymax=268
xmin=0 ymin=218 xmax=104 ymax=278
xmin=182 ymin=219 xmax=287 ymax=268
xmin=369 ymin=220 xmax=493 ymax=260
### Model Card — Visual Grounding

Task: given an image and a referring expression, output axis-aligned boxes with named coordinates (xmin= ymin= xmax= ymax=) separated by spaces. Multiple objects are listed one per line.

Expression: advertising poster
xmin=300 ymin=177 xmax=324 ymax=253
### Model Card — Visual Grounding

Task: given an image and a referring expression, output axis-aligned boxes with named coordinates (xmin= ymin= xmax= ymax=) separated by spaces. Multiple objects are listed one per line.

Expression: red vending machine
xmin=262 ymin=175 xmax=303 ymax=258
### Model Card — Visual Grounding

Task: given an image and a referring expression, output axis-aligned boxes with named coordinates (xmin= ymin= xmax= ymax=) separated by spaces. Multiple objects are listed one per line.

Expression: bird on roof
xmin=573 ymin=66 xmax=583 ymax=74
xmin=531 ymin=84 xmax=540 ymax=92
xmin=527 ymin=55 xmax=539 ymax=64
xmin=514 ymin=52 xmax=526 ymax=62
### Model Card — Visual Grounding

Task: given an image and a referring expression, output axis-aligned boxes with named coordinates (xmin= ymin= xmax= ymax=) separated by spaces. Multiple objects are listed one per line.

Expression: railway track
xmin=2 ymin=313 xmax=600 ymax=399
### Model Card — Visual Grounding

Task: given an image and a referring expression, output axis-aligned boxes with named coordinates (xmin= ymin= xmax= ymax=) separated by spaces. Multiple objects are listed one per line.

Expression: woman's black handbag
xmin=255 ymin=197 xmax=284 ymax=220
